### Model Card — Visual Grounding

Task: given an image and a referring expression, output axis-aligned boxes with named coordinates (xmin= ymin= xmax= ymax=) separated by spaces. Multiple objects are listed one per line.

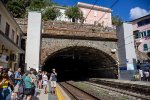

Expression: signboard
xmin=127 ymin=63 xmax=134 ymax=70
xmin=0 ymin=54 xmax=8 ymax=63
xmin=119 ymin=66 xmax=127 ymax=70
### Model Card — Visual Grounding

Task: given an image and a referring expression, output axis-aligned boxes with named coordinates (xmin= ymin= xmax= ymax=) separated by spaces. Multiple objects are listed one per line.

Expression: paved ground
xmin=32 ymin=83 xmax=58 ymax=100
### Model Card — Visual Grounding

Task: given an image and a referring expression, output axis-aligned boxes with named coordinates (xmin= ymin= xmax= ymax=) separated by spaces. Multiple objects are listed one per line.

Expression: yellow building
xmin=0 ymin=1 xmax=24 ymax=71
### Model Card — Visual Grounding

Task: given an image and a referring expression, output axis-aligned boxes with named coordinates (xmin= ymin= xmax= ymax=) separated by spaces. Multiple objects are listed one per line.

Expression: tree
xmin=42 ymin=7 xmax=61 ymax=21
xmin=6 ymin=0 xmax=26 ymax=18
xmin=28 ymin=0 xmax=48 ymax=11
xmin=65 ymin=6 xmax=83 ymax=22
xmin=112 ymin=15 xmax=123 ymax=26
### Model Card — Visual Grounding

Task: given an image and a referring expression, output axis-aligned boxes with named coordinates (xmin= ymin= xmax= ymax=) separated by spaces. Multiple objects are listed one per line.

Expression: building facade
xmin=77 ymin=2 xmax=112 ymax=27
xmin=0 ymin=1 xmax=24 ymax=71
xmin=130 ymin=14 xmax=150 ymax=65
xmin=54 ymin=2 xmax=112 ymax=27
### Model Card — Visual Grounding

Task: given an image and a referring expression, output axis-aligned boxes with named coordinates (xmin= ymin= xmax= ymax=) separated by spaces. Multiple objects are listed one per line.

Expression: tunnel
xmin=42 ymin=46 xmax=118 ymax=82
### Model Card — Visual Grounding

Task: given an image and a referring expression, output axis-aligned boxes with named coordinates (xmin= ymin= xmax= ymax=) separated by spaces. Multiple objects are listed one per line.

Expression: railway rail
xmin=84 ymin=81 xmax=150 ymax=100
xmin=59 ymin=82 xmax=100 ymax=100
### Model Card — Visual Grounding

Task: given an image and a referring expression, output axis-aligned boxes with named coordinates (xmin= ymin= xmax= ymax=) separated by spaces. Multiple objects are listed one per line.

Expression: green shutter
xmin=143 ymin=44 xmax=148 ymax=51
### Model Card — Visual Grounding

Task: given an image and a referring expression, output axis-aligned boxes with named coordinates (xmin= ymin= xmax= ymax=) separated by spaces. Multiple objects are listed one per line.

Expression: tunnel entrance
xmin=42 ymin=46 xmax=118 ymax=82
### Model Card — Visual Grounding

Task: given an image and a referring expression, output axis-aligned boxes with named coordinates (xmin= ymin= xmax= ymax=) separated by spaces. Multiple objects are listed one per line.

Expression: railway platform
xmin=89 ymin=78 xmax=150 ymax=96
xmin=36 ymin=83 xmax=70 ymax=100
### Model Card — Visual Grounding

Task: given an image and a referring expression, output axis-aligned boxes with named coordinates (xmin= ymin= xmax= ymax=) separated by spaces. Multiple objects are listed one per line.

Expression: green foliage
xmin=6 ymin=0 xmax=26 ymax=18
xmin=28 ymin=0 xmax=48 ymax=11
xmin=42 ymin=7 xmax=61 ymax=21
xmin=65 ymin=6 xmax=84 ymax=22
xmin=112 ymin=15 xmax=123 ymax=26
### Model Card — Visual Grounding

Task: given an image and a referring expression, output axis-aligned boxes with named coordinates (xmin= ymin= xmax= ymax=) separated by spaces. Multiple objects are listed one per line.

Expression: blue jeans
xmin=0 ymin=87 xmax=12 ymax=100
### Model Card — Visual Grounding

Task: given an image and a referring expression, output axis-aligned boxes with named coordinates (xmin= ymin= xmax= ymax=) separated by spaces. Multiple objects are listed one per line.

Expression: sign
xmin=119 ymin=66 xmax=127 ymax=70
xmin=0 ymin=54 xmax=8 ymax=63
xmin=127 ymin=63 xmax=134 ymax=70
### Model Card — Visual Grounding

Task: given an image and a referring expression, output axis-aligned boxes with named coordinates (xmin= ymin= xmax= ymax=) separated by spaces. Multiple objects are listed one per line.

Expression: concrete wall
xmin=117 ymin=23 xmax=137 ymax=80
xmin=25 ymin=12 xmax=42 ymax=71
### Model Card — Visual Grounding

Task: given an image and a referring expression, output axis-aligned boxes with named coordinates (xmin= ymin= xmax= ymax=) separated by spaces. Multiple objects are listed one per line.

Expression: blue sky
xmin=52 ymin=0 xmax=150 ymax=21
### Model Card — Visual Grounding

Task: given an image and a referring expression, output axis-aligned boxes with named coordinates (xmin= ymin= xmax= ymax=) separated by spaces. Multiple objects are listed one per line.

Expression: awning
xmin=0 ymin=30 xmax=24 ymax=53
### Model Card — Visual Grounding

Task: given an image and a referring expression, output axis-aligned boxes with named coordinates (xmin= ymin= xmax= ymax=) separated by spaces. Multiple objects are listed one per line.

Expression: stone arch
xmin=41 ymin=45 xmax=118 ymax=81
xmin=41 ymin=38 xmax=117 ymax=65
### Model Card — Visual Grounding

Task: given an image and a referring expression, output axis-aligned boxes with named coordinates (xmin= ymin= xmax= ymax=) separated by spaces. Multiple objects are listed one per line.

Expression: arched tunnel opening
xmin=42 ymin=46 xmax=118 ymax=82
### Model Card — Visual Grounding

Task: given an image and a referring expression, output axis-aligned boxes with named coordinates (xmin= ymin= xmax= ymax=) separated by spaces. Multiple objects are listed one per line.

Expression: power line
xmin=97 ymin=0 xmax=119 ymax=24
xmin=84 ymin=0 xmax=99 ymax=21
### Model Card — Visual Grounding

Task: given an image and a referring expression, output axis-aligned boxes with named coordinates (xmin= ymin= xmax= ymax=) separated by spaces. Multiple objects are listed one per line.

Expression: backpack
xmin=9 ymin=73 xmax=15 ymax=83
xmin=38 ymin=74 xmax=42 ymax=80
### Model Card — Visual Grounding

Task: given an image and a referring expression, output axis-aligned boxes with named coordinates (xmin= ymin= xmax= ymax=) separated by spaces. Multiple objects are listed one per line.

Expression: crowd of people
xmin=0 ymin=66 xmax=57 ymax=100
xmin=139 ymin=69 xmax=150 ymax=81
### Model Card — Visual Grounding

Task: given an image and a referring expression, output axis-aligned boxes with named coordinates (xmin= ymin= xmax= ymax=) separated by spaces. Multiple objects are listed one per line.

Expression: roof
xmin=129 ymin=14 xmax=150 ymax=22
xmin=77 ymin=2 xmax=112 ymax=12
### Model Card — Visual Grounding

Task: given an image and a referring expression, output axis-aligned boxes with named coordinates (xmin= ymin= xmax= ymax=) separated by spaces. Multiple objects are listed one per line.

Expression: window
xmin=147 ymin=30 xmax=150 ymax=36
xmin=143 ymin=31 xmax=147 ymax=37
xmin=143 ymin=44 xmax=148 ymax=51
xmin=134 ymin=32 xmax=141 ymax=38
xmin=0 ymin=14 xmax=1 ymax=26
xmin=5 ymin=22 xmax=10 ymax=37
xmin=11 ymin=29 xmax=15 ymax=41
xmin=94 ymin=11 xmax=97 ymax=17
xmin=16 ymin=35 xmax=19 ymax=45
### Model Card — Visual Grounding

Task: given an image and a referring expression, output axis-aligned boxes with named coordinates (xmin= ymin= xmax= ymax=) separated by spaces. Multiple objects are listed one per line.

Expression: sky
xmin=52 ymin=0 xmax=150 ymax=21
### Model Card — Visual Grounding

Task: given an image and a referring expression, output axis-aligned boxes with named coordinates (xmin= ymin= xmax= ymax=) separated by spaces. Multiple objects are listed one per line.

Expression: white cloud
xmin=130 ymin=7 xmax=150 ymax=19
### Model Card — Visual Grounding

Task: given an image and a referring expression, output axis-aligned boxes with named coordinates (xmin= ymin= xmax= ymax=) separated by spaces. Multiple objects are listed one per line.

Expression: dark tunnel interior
xmin=42 ymin=46 xmax=118 ymax=82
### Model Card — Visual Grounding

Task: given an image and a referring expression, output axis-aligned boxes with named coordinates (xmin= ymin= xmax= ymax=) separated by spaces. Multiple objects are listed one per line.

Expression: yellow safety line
xmin=56 ymin=84 xmax=65 ymax=100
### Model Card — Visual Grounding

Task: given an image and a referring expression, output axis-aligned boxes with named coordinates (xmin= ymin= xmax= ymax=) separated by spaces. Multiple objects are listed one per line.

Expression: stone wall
xmin=41 ymin=38 xmax=118 ymax=64
xmin=15 ymin=18 xmax=117 ymax=41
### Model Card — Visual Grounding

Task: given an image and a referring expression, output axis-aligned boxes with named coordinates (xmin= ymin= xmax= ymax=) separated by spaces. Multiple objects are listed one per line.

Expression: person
xmin=8 ymin=68 xmax=13 ymax=77
xmin=24 ymin=71 xmax=35 ymax=100
xmin=139 ymin=69 xmax=144 ymax=81
xmin=30 ymin=69 xmax=36 ymax=95
xmin=50 ymin=69 xmax=57 ymax=95
xmin=13 ymin=68 xmax=22 ymax=99
xmin=144 ymin=70 xmax=149 ymax=81
xmin=42 ymin=71 xmax=48 ymax=94
xmin=14 ymin=68 xmax=22 ymax=86
xmin=0 ymin=68 xmax=13 ymax=100
xmin=37 ymin=71 xmax=42 ymax=89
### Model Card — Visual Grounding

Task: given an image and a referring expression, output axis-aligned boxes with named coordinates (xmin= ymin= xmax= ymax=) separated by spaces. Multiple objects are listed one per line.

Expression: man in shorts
xmin=50 ymin=69 xmax=57 ymax=95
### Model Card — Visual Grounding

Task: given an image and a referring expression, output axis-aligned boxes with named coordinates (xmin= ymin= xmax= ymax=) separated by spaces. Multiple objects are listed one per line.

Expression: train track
xmin=59 ymin=82 xmax=100 ymax=100
xmin=84 ymin=81 xmax=150 ymax=100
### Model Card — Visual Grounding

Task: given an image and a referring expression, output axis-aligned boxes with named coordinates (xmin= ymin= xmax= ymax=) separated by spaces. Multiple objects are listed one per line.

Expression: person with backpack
xmin=13 ymin=68 xmax=22 ymax=99
xmin=0 ymin=68 xmax=13 ymax=100
xmin=24 ymin=71 xmax=35 ymax=100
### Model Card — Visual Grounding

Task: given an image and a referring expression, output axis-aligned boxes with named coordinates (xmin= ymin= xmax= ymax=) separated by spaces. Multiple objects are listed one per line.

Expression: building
xmin=54 ymin=2 xmax=112 ymax=27
xmin=117 ymin=23 xmax=137 ymax=80
xmin=55 ymin=6 xmax=71 ymax=22
xmin=130 ymin=14 xmax=150 ymax=66
xmin=0 ymin=1 xmax=24 ymax=70
xmin=77 ymin=2 xmax=112 ymax=27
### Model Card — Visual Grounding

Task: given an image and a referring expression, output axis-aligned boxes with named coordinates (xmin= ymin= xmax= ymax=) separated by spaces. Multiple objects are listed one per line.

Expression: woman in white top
xmin=42 ymin=71 xmax=48 ymax=94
